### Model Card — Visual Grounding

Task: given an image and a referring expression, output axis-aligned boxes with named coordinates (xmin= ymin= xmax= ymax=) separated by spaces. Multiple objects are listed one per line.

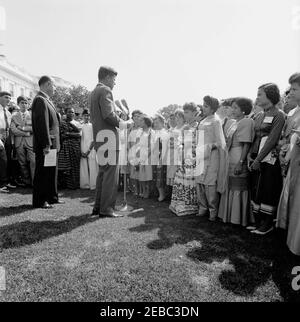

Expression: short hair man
xmin=31 ymin=76 xmax=62 ymax=208
xmin=10 ymin=96 xmax=35 ymax=186
xmin=0 ymin=91 xmax=18 ymax=192
xmin=90 ymin=66 xmax=132 ymax=217
xmin=289 ymin=73 xmax=300 ymax=107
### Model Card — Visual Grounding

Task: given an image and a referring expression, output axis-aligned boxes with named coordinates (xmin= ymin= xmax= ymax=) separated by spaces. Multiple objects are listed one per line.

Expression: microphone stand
xmin=114 ymin=100 xmax=143 ymax=214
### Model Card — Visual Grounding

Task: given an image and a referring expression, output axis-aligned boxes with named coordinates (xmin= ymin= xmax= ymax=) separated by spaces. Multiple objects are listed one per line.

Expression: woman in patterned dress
xmin=58 ymin=107 xmax=81 ymax=189
xmin=169 ymin=102 xmax=198 ymax=216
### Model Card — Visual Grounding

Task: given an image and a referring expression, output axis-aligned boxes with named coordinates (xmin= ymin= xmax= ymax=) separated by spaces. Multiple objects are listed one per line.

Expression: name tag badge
xmin=263 ymin=117 xmax=274 ymax=124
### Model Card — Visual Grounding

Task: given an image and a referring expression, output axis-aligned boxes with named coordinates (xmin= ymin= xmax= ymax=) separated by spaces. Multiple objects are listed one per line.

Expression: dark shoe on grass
xmin=49 ymin=200 xmax=65 ymax=205
xmin=7 ymin=183 xmax=17 ymax=189
xmin=16 ymin=181 xmax=26 ymax=188
xmin=90 ymin=209 xmax=100 ymax=217
xmin=252 ymin=217 xmax=274 ymax=235
xmin=38 ymin=202 xmax=53 ymax=209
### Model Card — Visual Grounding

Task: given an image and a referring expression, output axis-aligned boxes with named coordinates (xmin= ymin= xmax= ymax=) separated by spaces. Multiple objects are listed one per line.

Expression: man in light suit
xmin=90 ymin=66 xmax=132 ymax=217
xmin=10 ymin=96 xmax=35 ymax=186
xmin=31 ymin=76 xmax=63 ymax=209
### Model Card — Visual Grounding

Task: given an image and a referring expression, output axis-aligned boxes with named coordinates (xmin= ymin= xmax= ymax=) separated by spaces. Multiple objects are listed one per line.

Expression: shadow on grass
xmin=0 ymin=204 xmax=33 ymax=217
xmin=0 ymin=214 xmax=98 ymax=250
xmin=128 ymin=196 xmax=300 ymax=301
xmin=11 ymin=188 xmax=33 ymax=195
xmin=271 ymin=229 xmax=300 ymax=302
xmin=58 ymin=189 xmax=95 ymax=204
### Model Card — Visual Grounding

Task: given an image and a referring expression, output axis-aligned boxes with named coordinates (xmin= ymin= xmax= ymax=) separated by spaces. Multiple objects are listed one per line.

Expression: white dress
xmin=80 ymin=123 xmax=99 ymax=190
xmin=166 ymin=126 xmax=184 ymax=185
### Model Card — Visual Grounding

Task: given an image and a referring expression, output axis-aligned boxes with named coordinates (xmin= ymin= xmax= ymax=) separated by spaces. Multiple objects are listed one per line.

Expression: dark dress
xmin=58 ymin=120 xmax=81 ymax=189
xmin=250 ymin=109 xmax=285 ymax=217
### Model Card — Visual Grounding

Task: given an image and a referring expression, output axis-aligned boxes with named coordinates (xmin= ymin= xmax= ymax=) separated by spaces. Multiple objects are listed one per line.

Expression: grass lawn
xmin=0 ymin=188 xmax=299 ymax=302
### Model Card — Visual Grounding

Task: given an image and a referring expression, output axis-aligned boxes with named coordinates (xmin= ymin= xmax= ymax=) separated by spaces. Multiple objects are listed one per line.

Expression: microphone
xmin=115 ymin=100 xmax=128 ymax=116
xmin=115 ymin=100 xmax=129 ymax=117
xmin=120 ymin=99 xmax=130 ymax=114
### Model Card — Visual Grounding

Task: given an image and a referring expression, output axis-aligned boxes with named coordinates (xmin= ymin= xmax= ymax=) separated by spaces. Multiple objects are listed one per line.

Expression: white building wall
xmin=0 ymin=63 xmax=38 ymax=101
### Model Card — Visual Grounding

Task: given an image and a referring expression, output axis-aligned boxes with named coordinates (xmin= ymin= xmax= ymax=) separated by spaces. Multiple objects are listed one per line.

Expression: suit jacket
xmin=89 ymin=83 xmax=122 ymax=151
xmin=31 ymin=91 xmax=60 ymax=153
xmin=10 ymin=111 xmax=33 ymax=148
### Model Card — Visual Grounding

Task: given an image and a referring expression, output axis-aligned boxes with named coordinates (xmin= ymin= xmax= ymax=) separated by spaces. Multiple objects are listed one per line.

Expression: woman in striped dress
xmin=58 ymin=108 xmax=81 ymax=189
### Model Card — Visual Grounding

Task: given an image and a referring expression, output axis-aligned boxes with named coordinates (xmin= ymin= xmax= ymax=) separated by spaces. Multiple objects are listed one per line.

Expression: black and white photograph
xmin=0 ymin=0 xmax=300 ymax=308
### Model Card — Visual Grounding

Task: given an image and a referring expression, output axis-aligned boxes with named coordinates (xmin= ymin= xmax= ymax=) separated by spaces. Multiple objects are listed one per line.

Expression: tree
xmin=51 ymin=86 xmax=71 ymax=111
xmin=51 ymin=84 xmax=90 ymax=114
xmin=69 ymin=85 xmax=90 ymax=112
xmin=157 ymin=104 xmax=180 ymax=120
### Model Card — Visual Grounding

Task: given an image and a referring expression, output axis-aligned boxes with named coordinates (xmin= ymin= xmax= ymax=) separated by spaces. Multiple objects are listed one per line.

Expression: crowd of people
xmin=0 ymin=95 xmax=98 ymax=193
xmin=0 ymin=70 xmax=300 ymax=257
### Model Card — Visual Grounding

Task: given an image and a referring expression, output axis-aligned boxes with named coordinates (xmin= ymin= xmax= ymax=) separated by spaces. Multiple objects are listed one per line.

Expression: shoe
xmin=90 ymin=209 xmax=100 ymax=217
xmin=252 ymin=216 xmax=274 ymax=235
xmin=252 ymin=226 xmax=274 ymax=235
xmin=246 ymin=225 xmax=257 ymax=230
xmin=39 ymin=202 xmax=53 ymax=209
xmin=99 ymin=212 xmax=124 ymax=218
xmin=6 ymin=183 xmax=17 ymax=189
xmin=49 ymin=200 xmax=65 ymax=205
xmin=158 ymin=195 xmax=166 ymax=202
xmin=16 ymin=181 xmax=26 ymax=187
xmin=0 ymin=186 xmax=9 ymax=193
xmin=114 ymin=205 xmax=126 ymax=211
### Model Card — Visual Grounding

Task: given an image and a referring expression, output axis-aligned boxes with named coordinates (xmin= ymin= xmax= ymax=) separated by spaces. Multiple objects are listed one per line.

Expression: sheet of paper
xmin=44 ymin=149 xmax=57 ymax=167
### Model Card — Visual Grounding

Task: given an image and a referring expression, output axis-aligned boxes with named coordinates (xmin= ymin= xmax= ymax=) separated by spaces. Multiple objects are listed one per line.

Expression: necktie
xmin=3 ymin=108 xmax=9 ymax=131
xmin=22 ymin=113 xmax=26 ymax=124
xmin=2 ymin=108 xmax=9 ymax=141
xmin=3 ymin=108 xmax=9 ymax=130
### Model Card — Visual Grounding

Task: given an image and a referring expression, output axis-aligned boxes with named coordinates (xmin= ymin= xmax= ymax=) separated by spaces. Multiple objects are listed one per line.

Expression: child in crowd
xmin=166 ymin=108 xmax=185 ymax=187
xmin=153 ymin=114 xmax=169 ymax=201
xmin=80 ymin=109 xmax=98 ymax=190
xmin=138 ymin=115 xmax=154 ymax=198
xmin=128 ymin=110 xmax=143 ymax=196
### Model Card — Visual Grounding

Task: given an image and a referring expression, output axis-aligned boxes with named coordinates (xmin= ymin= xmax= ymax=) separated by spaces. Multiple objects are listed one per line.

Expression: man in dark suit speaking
xmin=31 ymin=76 xmax=62 ymax=209
xmin=90 ymin=66 xmax=132 ymax=218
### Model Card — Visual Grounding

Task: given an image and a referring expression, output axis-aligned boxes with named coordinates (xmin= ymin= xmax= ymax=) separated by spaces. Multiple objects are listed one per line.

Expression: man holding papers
xmin=31 ymin=76 xmax=62 ymax=209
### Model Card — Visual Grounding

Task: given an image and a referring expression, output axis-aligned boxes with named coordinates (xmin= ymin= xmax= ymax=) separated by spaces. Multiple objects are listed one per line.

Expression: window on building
xmin=0 ymin=79 xmax=2 ymax=91
xmin=20 ymin=88 xmax=25 ymax=96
